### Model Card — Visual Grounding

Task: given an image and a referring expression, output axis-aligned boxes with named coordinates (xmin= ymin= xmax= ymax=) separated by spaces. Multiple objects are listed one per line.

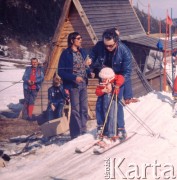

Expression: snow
xmin=1 ymin=90 xmax=177 ymax=179
xmin=0 ymin=49 xmax=46 ymax=112
xmin=0 ymin=61 xmax=25 ymax=111
xmin=1 ymin=62 xmax=177 ymax=180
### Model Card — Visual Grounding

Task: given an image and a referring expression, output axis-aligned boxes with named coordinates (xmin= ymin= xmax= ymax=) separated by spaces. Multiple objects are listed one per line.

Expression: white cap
xmin=99 ymin=67 xmax=115 ymax=80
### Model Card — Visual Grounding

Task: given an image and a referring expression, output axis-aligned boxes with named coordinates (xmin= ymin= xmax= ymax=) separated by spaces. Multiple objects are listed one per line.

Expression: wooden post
xmin=147 ymin=3 xmax=150 ymax=35
xmin=159 ymin=18 xmax=161 ymax=35
xmin=163 ymin=10 xmax=168 ymax=91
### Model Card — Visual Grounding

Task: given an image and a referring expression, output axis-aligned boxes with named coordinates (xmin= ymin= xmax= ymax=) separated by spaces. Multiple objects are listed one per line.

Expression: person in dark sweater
xmin=47 ymin=74 xmax=69 ymax=120
xmin=58 ymin=32 xmax=93 ymax=139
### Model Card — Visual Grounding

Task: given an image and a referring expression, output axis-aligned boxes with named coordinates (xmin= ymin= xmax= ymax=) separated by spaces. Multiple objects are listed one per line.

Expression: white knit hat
xmin=99 ymin=67 xmax=115 ymax=80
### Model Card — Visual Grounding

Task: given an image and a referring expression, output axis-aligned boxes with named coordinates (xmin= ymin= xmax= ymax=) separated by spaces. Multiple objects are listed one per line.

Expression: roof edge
xmin=73 ymin=0 xmax=98 ymax=44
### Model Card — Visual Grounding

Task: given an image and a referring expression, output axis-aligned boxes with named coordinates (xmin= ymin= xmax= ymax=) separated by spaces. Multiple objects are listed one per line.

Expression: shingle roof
xmin=80 ymin=0 xmax=177 ymax=51
xmin=80 ymin=0 xmax=145 ymax=40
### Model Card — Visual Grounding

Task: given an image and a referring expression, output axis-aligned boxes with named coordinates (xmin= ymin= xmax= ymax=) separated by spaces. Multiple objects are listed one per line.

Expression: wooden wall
xmin=33 ymin=2 xmax=94 ymax=117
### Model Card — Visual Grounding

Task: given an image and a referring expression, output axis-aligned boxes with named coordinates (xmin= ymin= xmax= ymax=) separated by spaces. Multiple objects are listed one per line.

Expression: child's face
xmin=101 ymin=78 xmax=108 ymax=84
xmin=53 ymin=79 xmax=61 ymax=86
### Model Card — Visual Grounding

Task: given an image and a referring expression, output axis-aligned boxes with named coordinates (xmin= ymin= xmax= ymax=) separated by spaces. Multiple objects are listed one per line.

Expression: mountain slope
xmin=1 ymin=91 xmax=177 ymax=180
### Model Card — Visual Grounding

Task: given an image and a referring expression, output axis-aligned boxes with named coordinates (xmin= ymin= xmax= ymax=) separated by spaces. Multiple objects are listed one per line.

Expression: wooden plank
xmin=73 ymin=0 xmax=98 ymax=45
xmin=80 ymin=0 xmax=130 ymax=6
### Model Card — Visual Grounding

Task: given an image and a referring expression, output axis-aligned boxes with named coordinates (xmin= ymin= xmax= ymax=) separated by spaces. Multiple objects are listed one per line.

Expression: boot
xmin=117 ymin=128 xmax=127 ymax=140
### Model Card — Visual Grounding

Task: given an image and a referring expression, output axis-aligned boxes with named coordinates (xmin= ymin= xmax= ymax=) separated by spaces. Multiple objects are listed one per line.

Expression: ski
xmin=75 ymin=139 xmax=101 ymax=153
xmin=93 ymin=133 xmax=136 ymax=154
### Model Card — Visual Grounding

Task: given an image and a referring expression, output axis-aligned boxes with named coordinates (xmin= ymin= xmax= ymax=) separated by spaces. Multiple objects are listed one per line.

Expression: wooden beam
xmin=131 ymin=0 xmax=146 ymax=34
xmin=73 ymin=0 xmax=98 ymax=45
xmin=45 ymin=0 xmax=72 ymax=80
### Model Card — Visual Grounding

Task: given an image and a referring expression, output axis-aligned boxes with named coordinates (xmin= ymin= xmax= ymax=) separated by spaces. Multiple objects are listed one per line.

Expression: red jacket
xmin=95 ymin=74 xmax=124 ymax=96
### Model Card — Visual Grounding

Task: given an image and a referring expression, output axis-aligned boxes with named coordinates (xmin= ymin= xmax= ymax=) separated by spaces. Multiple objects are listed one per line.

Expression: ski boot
xmin=117 ymin=128 xmax=127 ymax=140
xmin=96 ymin=136 xmax=113 ymax=148
xmin=96 ymin=125 xmax=104 ymax=140
xmin=124 ymin=98 xmax=139 ymax=105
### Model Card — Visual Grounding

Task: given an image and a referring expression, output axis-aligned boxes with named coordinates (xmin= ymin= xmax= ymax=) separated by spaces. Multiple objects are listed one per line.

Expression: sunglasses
xmin=104 ymin=42 xmax=116 ymax=48
xmin=75 ymin=36 xmax=82 ymax=40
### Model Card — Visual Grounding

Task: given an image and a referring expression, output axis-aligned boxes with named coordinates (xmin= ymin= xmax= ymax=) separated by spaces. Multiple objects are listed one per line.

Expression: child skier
xmin=95 ymin=67 xmax=125 ymax=139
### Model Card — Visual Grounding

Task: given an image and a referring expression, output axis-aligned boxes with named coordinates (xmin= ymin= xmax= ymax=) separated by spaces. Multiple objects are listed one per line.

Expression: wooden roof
xmin=79 ymin=0 xmax=145 ymax=40
xmin=124 ymin=35 xmax=177 ymax=51
xmin=79 ymin=0 xmax=177 ymax=50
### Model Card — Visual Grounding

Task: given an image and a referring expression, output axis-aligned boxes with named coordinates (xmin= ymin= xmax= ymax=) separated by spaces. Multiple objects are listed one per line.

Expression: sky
xmin=133 ymin=0 xmax=177 ymax=19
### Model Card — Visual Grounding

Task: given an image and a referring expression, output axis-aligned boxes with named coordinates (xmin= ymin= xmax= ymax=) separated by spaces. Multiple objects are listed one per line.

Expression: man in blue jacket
xmin=22 ymin=58 xmax=44 ymax=120
xmin=58 ymin=32 xmax=92 ymax=139
xmin=90 ymin=28 xmax=132 ymax=139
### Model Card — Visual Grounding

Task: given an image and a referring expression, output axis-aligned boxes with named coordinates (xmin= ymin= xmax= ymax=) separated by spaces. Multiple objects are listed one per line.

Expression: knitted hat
xmin=99 ymin=67 xmax=115 ymax=80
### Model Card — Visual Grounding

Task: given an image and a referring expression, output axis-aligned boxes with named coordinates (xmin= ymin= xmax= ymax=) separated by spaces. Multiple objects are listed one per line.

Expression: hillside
xmin=0 ymin=0 xmax=64 ymax=44
xmin=0 ymin=0 xmax=64 ymax=60
xmin=134 ymin=7 xmax=176 ymax=34
xmin=1 ymin=92 xmax=177 ymax=179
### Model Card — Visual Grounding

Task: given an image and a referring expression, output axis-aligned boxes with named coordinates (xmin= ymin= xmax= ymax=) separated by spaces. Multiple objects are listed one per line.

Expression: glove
xmin=115 ymin=74 xmax=124 ymax=87
xmin=95 ymin=85 xmax=105 ymax=96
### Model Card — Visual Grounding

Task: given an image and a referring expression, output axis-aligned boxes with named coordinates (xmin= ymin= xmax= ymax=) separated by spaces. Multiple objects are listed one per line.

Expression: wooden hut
xmin=33 ymin=0 xmax=176 ymax=119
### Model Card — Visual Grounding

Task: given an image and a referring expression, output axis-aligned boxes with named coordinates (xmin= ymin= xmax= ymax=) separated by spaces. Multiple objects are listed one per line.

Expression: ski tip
xmin=93 ymin=148 xmax=102 ymax=155
xmin=75 ymin=148 xmax=82 ymax=153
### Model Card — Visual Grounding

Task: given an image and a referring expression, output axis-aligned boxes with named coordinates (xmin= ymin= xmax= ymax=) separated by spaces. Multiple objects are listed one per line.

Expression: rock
xmin=8 ymin=103 xmax=23 ymax=112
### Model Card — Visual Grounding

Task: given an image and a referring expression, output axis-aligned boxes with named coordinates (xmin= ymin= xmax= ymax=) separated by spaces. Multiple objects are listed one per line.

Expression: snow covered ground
xmin=1 ymin=91 xmax=177 ymax=180
xmin=0 ymin=47 xmax=46 ymax=112
xmin=0 ymin=61 xmax=25 ymax=111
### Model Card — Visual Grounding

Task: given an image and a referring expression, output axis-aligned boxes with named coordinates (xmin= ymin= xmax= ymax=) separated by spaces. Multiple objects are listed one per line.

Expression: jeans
xmin=96 ymin=86 xmax=125 ymax=137
xmin=22 ymin=89 xmax=38 ymax=119
xmin=123 ymin=78 xmax=133 ymax=100
xmin=24 ymin=89 xmax=38 ymax=105
xmin=69 ymin=82 xmax=88 ymax=138
xmin=117 ymin=86 xmax=124 ymax=128
xmin=47 ymin=102 xmax=64 ymax=120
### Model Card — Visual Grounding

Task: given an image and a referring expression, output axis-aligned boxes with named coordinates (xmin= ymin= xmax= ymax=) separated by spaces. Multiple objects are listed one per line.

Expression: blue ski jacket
xmin=22 ymin=66 xmax=44 ymax=90
xmin=90 ymin=41 xmax=132 ymax=82
xmin=58 ymin=47 xmax=90 ymax=89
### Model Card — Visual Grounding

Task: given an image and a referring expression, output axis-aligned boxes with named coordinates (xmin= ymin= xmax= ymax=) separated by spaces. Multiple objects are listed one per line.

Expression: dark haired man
xmin=58 ymin=32 xmax=92 ymax=139
xmin=22 ymin=58 xmax=44 ymax=120
xmin=90 ymin=28 xmax=133 ymax=139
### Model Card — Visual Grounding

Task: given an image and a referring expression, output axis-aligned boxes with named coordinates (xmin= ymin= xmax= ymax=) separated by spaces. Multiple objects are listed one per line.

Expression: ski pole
xmin=119 ymin=100 xmax=155 ymax=136
xmin=0 ymin=80 xmax=22 ymax=93
xmin=114 ymin=92 xmax=118 ymax=136
xmin=101 ymin=91 xmax=115 ymax=137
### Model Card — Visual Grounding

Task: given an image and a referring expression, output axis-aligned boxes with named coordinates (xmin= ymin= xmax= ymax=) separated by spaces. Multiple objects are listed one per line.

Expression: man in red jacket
xmin=22 ymin=58 xmax=44 ymax=120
